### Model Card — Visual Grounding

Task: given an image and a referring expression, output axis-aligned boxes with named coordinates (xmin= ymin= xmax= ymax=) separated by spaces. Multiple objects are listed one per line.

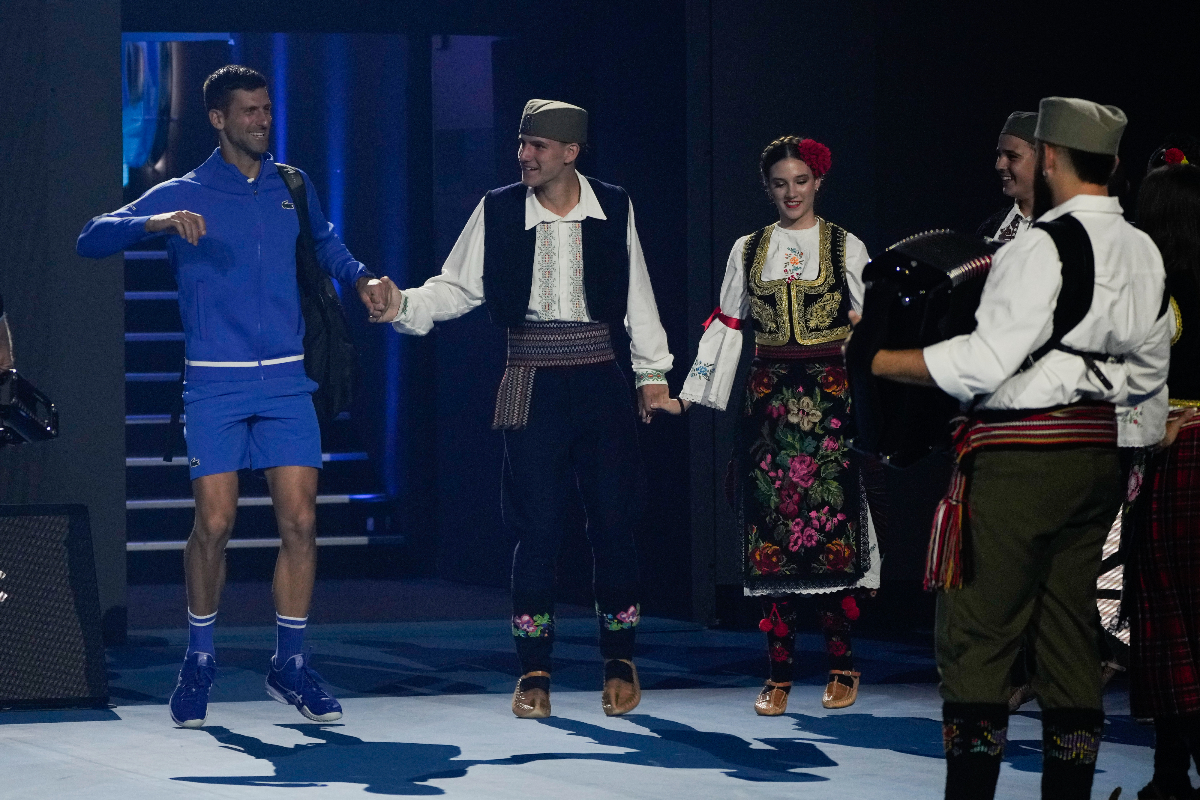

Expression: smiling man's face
xmin=995 ymin=133 xmax=1036 ymax=206
xmin=211 ymin=87 xmax=272 ymax=160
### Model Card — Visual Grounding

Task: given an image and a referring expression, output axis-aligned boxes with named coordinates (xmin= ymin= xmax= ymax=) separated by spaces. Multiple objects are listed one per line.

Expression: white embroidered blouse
xmin=679 ymin=222 xmax=870 ymax=410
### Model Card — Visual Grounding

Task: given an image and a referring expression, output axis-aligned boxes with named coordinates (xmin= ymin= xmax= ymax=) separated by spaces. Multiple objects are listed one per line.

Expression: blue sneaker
xmin=169 ymin=651 xmax=216 ymax=728
xmin=265 ymin=653 xmax=343 ymax=722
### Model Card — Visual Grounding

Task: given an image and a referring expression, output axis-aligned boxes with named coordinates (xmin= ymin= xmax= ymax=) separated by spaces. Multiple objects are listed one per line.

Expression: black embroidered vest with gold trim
xmin=1167 ymin=272 xmax=1200 ymax=408
xmin=743 ymin=219 xmax=851 ymax=347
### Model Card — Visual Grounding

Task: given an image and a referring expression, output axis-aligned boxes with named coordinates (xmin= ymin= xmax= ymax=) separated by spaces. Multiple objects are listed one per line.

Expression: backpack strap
xmin=275 ymin=163 xmax=324 ymax=292
xmin=1023 ymin=215 xmax=1123 ymax=390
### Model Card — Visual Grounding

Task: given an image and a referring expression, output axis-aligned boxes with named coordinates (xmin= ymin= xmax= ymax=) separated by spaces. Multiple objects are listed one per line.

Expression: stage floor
xmin=0 ymin=608 xmax=1159 ymax=798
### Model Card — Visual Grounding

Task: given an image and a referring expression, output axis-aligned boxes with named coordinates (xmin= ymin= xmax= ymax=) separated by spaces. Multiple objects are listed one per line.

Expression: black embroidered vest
xmin=743 ymin=219 xmax=852 ymax=347
xmin=1168 ymin=272 xmax=1200 ymax=406
xmin=481 ymin=178 xmax=630 ymax=328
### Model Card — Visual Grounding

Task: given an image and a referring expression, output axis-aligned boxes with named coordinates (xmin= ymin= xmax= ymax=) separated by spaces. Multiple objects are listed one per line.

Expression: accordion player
xmin=844 ymin=230 xmax=1000 ymax=467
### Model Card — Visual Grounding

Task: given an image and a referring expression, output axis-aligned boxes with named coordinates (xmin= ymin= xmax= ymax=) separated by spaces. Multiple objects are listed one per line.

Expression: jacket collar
xmin=194 ymin=148 xmax=278 ymax=192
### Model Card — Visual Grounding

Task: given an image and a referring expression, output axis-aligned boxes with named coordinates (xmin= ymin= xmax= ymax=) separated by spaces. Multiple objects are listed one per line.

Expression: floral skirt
xmin=739 ymin=355 xmax=874 ymax=596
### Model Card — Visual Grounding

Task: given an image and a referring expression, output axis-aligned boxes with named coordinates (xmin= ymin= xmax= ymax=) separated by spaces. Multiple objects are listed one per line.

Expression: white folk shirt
xmin=923 ymin=194 xmax=1171 ymax=446
xmin=678 ymin=223 xmax=870 ymax=410
xmin=391 ymin=172 xmax=673 ymax=384
xmin=991 ymin=201 xmax=1032 ymax=242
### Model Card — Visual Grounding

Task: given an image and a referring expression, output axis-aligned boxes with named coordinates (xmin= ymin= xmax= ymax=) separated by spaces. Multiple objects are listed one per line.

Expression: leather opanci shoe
xmin=512 ymin=671 xmax=551 ymax=719
xmin=821 ymin=669 xmax=861 ymax=709
xmin=601 ymin=659 xmax=640 ymax=716
xmin=754 ymin=680 xmax=792 ymax=716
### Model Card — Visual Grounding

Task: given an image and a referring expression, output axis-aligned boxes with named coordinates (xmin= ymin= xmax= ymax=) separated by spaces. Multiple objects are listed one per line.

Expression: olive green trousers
xmin=936 ymin=446 xmax=1121 ymax=710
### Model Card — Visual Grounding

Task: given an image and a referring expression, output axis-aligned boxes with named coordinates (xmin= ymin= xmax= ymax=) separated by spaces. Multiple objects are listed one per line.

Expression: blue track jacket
xmin=78 ymin=149 xmax=369 ymax=382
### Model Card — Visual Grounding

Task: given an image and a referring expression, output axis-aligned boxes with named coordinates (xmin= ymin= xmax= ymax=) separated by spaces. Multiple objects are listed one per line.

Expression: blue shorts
xmin=183 ymin=376 xmax=322 ymax=480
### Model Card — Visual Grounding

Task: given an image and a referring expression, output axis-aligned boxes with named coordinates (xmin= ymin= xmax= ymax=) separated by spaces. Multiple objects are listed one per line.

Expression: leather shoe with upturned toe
xmin=821 ymin=670 xmax=860 ymax=709
xmin=754 ymin=681 xmax=792 ymax=716
xmin=601 ymin=659 xmax=640 ymax=716
xmin=512 ymin=671 xmax=551 ymax=719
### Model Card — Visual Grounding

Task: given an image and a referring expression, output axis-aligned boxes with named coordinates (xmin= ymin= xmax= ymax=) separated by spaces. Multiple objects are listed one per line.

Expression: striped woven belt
xmin=926 ymin=401 xmax=1117 ymax=591
xmin=755 ymin=341 xmax=846 ymax=360
xmin=492 ymin=322 xmax=615 ymax=431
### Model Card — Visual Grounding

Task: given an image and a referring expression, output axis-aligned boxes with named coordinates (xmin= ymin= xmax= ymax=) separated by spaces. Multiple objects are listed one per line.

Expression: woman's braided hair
xmin=760 ymin=135 xmax=833 ymax=186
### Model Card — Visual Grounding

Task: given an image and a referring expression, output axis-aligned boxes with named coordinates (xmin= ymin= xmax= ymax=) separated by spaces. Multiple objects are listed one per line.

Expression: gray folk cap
xmin=1000 ymin=111 xmax=1039 ymax=144
xmin=1035 ymin=97 xmax=1127 ymax=155
xmin=519 ymin=99 xmax=588 ymax=144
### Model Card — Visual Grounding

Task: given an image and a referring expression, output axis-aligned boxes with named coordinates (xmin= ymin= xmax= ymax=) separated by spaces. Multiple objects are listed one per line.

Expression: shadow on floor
xmin=173 ymin=714 xmax=838 ymax=794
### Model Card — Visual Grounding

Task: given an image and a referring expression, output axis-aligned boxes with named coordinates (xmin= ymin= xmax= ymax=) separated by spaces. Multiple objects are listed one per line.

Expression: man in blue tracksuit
xmin=78 ymin=65 xmax=389 ymax=728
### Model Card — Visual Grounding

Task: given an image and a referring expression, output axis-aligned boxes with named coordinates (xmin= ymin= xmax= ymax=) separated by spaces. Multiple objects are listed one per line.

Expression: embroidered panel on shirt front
xmin=782 ymin=246 xmax=808 ymax=283
xmin=567 ymin=222 xmax=587 ymax=321
xmin=536 ymin=223 xmax=557 ymax=319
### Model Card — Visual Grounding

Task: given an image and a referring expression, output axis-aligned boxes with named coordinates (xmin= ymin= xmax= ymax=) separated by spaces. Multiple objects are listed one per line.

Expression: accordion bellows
xmin=844 ymin=230 xmax=1000 ymax=467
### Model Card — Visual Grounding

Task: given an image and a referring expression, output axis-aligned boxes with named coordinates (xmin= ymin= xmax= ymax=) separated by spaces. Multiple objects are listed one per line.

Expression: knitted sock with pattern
xmin=942 ymin=702 xmax=1008 ymax=800
xmin=816 ymin=591 xmax=858 ymax=684
xmin=1041 ymin=707 xmax=1105 ymax=800
xmin=760 ymin=597 xmax=798 ymax=683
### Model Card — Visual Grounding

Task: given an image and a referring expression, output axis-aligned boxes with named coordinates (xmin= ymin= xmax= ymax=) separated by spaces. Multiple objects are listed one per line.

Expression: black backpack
xmin=275 ymin=163 xmax=358 ymax=428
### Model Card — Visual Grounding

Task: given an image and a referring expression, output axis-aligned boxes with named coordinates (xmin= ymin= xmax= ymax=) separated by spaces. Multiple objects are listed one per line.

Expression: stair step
xmin=127 ymin=534 xmax=405 ymax=551
xmin=126 ymin=332 xmax=184 ymax=341
xmin=128 ymin=493 xmax=388 ymax=510
xmin=125 ymin=498 xmax=393 ymax=542
xmin=126 ymin=452 xmax=368 ymax=467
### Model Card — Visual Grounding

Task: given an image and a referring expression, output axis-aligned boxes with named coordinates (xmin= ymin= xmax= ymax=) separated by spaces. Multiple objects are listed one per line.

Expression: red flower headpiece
xmin=796 ymin=138 xmax=832 ymax=178
xmin=1164 ymin=147 xmax=1190 ymax=165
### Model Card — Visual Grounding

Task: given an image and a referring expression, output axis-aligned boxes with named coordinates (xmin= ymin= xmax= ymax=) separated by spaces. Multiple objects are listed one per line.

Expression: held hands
xmin=357 ymin=276 xmax=393 ymax=321
xmin=366 ymin=277 xmax=403 ymax=323
xmin=638 ymin=383 xmax=690 ymax=423
xmin=1160 ymin=407 xmax=1198 ymax=450
xmin=145 ymin=211 xmax=206 ymax=245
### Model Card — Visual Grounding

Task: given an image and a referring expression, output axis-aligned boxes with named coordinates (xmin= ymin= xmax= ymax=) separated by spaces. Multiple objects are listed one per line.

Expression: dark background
xmin=2 ymin=0 xmax=1197 ymax=639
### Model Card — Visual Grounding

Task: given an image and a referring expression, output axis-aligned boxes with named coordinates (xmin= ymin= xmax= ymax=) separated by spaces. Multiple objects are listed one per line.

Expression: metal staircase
xmin=123 ymin=247 xmax=395 ymax=574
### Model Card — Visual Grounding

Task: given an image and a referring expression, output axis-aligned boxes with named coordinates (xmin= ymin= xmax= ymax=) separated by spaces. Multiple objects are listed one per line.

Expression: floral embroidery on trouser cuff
xmin=634 ymin=370 xmax=667 ymax=388
xmin=512 ymin=612 xmax=554 ymax=637
xmin=1044 ymin=724 xmax=1103 ymax=764
xmin=688 ymin=360 xmax=715 ymax=382
xmin=597 ymin=603 xmax=641 ymax=631
xmin=943 ymin=718 xmax=1008 ymax=758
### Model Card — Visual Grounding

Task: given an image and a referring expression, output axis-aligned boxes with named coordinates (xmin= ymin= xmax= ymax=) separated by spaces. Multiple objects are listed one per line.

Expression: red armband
xmin=703 ymin=308 xmax=743 ymax=330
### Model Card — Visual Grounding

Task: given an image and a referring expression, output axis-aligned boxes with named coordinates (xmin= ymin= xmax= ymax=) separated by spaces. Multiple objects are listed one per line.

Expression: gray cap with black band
xmin=519 ymin=99 xmax=588 ymax=144
xmin=1000 ymin=111 xmax=1038 ymax=144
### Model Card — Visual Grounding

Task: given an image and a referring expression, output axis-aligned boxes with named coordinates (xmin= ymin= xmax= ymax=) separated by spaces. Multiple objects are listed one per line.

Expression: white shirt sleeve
xmin=1117 ymin=304 xmax=1173 ymax=446
xmin=391 ymin=198 xmax=488 ymax=335
xmin=844 ymin=233 xmax=870 ymax=314
xmin=679 ymin=238 xmax=750 ymax=410
xmin=624 ymin=200 xmax=674 ymax=383
xmin=923 ymin=232 xmax=1058 ymax=403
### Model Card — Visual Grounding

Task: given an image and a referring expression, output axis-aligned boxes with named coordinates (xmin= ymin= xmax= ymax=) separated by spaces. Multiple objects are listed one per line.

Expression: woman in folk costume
xmin=1126 ymin=150 xmax=1200 ymax=800
xmin=658 ymin=136 xmax=884 ymax=713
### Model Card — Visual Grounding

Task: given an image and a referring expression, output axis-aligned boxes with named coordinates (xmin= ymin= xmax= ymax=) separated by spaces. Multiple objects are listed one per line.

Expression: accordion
xmin=0 ymin=369 xmax=58 ymax=446
xmin=844 ymin=230 xmax=1000 ymax=467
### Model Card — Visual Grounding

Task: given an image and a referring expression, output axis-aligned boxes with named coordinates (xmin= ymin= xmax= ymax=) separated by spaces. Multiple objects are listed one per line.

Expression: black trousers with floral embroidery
xmin=502 ymin=362 xmax=645 ymax=675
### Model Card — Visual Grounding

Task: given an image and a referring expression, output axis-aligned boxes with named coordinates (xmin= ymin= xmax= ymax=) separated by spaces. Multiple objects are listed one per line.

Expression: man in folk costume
xmin=375 ymin=100 xmax=673 ymax=719
xmin=862 ymin=98 xmax=1171 ymax=799
xmin=979 ymin=111 xmax=1038 ymax=243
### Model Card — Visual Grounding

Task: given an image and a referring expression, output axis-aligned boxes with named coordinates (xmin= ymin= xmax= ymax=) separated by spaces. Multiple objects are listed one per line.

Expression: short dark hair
xmin=1061 ymin=146 xmax=1118 ymax=186
xmin=1138 ymin=164 xmax=1200 ymax=287
xmin=203 ymin=65 xmax=267 ymax=113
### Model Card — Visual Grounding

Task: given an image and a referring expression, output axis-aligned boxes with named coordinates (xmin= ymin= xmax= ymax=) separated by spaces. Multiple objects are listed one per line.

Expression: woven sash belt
xmin=925 ymin=401 xmax=1117 ymax=591
xmin=492 ymin=322 xmax=615 ymax=431
xmin=755 ymin=341 xmax=846 ymax=360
